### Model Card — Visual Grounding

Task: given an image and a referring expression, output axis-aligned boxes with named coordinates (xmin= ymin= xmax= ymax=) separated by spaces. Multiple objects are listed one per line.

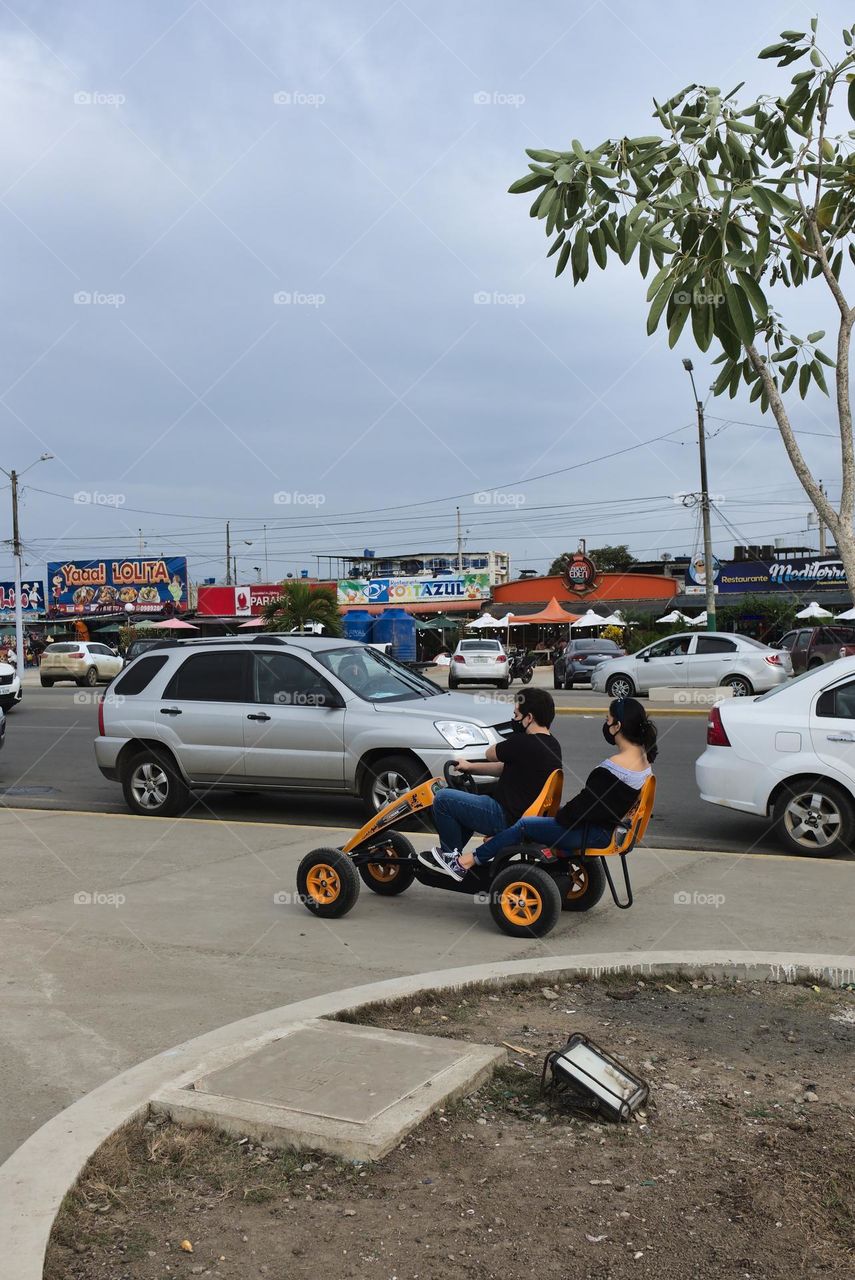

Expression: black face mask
xmin=512 ymin=716 xmax=528 ymax=734
xmin=602 ymin=721 xmax=617 ymax=745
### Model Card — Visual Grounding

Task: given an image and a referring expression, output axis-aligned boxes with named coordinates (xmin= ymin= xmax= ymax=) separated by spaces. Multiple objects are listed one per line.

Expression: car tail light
xmin=453 ymin=655 xmax=465 ymax=663
xmin=496 ymin=655 xmax=507 ymax=663
xmin=707 ymin=705 xmax=731 ymax=747
xmin=97 ymin=696 xmax=105 ymax=736
xmin=764 ymin=653 xmax=782 ymax=666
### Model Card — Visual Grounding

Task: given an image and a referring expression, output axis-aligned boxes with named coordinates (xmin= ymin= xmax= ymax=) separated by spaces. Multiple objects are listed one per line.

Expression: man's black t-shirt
xmin=493 ymin=731 xmax=563 ymax=823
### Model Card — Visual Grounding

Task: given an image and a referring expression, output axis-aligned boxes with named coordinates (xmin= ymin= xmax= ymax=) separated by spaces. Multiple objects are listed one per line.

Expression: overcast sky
xmin=0 ymin=0 xmax=851 ymax=585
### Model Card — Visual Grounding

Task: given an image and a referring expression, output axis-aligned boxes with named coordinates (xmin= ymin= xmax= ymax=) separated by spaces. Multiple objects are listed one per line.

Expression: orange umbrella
xmin=509 ymin=597 xmax=581 ymax=625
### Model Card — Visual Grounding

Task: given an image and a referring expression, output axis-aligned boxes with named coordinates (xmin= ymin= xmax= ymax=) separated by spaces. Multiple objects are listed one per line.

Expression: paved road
xmin=0 ymin=683 xmax=817 ymax=858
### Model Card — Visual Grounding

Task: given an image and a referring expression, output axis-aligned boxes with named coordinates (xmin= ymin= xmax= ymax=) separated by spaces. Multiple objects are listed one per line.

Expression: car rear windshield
xmin=45 ymin=643 xmax=81 ymax=653
xmin=459 ymin=641 xmax=501 ymax=652
xmin=113 ymin=654 xmax=170 ymax=696
xmin=317 ymin=646 xmax=440 ymax=702
xmin=571 ymin=639 xmax=619 ymax=652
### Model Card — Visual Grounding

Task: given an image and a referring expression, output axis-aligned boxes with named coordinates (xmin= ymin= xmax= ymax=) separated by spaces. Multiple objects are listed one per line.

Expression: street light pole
xmin=682 ymin=360 xmax=717 ymax=632
xmin=1 ymin=454 xmax=53 ymax=668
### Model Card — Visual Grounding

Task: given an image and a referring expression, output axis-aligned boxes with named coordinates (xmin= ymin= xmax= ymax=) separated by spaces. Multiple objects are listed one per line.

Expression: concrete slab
xmin=152 ymin=1018 xmax=504 ymax=1160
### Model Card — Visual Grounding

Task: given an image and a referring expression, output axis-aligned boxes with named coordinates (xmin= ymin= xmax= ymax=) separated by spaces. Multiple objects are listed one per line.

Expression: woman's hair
xmin=609 ymin=697 xmax=658 ymax=763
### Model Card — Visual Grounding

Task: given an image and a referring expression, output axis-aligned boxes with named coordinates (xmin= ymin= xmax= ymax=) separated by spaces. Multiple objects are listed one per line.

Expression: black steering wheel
xmin=443 ymin=760 xmax=477 ymax=792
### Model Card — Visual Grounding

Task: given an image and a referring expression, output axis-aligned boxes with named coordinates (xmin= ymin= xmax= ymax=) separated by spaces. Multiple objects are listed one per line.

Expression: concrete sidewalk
xmin=0 ymin=806 xmax=852 ymax=1163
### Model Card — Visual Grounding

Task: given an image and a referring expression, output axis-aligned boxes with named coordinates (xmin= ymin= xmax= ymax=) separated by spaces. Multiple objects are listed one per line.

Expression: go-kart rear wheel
xmin=489 ymin=864 xmax=562 ymax=938
xmin=554 ymin=857 xmax=606 ymax=911
xmin=297 ymin=849 xmax=360 ymax=918
xmin=359 ymin=831 xmax=417 ymax=895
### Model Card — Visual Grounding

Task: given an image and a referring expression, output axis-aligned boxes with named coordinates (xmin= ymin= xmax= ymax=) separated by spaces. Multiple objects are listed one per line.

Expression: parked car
xmin=40 ymin=641 xmax=124 ymax=687
xmin=95 ymin=636 xmax=515 ymax=817
xmin=553 ymin=638 xmax=625 ymax=690
xmin=123 ymin=637 xmax=181 ymax=667
xmin=775 ymin=625 xmax=855 ymax=675
xmin=696 ymin=657 xmax=855 ymax=856
xmin=0 ymin=659 xmax=22 ymax=711
xmin=590 ymin=631 xmax=792 ymax=699
xmin=448 ymin=638 xmax=510 ymax=689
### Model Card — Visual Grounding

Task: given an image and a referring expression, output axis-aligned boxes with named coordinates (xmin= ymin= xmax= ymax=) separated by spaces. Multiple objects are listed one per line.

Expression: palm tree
xmin=261 ymin=581 xmax=342 ymax=636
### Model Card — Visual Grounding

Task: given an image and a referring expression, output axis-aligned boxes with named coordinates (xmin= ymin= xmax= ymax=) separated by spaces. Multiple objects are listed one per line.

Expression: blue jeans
xmin=473 ymin=816 xmax=612 ymax=865
xmin=433 ymin=789 xmax=508 ymax=853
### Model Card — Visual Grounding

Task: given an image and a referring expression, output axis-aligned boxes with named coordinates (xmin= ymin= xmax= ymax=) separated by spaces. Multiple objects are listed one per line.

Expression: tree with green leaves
xmin=511 ymin=20 xmax=855 ymax=591
xmin=261 ymin=581 xmax=342 ymax=635
xmin=549 ymin=544 xmax=636 ymax=574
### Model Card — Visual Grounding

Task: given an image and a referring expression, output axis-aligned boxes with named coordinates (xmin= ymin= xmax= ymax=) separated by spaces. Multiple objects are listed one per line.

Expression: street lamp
xmin=681 ymin=361 xmax=716 ymax=632
xmin=123 ymin=602 xmax=135 ymax=655
xmin=0 ymin=454 xmax=53 ymax=666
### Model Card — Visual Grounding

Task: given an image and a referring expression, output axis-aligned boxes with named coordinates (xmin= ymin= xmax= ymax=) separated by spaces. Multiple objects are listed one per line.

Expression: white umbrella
xmin=656 ymin=609 xmax=690 ymax=624
xmin=572 ymin=609 xmax=608 ymax=628
xmin=795 ymin=600 xmax=833 ymax=620
xmin=467 ymin=613 xmax=497 ymax=629
xmin=598 ymin=611 xmax=625 ymax=627
xmin=687 ymin=611 xmax=707 ymax=627
xmin=834 ymin=605 xmax=855 ymax=620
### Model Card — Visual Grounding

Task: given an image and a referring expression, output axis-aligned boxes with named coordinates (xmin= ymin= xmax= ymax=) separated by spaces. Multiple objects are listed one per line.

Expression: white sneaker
xmin=417 ymin=846 xmax=465 ymax=881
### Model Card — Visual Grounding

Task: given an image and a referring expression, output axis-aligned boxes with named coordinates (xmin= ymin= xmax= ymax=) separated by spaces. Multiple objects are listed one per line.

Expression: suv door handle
xmin=826 ymin=733 xmax=854 ymax=742
xmin=160 ymin=707 xmax=182 ymax=716
xmin=247 ymin=712 xmax=271 ymax=721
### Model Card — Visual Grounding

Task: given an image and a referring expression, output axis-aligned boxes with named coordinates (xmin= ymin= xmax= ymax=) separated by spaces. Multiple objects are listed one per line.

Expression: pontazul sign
xmin=718 ymin=557 xmax=847 ymax=593
xmin=47 ymin=558 xmax=189 ymax=613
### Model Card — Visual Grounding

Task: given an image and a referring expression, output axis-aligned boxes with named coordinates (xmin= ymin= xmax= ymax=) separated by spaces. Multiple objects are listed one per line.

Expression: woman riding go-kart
xmin=294 ymin=699 xmax=657 ymax=939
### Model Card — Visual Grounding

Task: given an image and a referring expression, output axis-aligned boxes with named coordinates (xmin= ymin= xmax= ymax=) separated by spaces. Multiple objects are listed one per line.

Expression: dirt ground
xmin=46 ymin=974 xmax=855 ymax=1280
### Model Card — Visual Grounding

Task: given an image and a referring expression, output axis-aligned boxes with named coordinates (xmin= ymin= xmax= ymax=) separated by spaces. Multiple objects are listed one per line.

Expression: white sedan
xmin=696 ymin=658 xmax=855 ymax=856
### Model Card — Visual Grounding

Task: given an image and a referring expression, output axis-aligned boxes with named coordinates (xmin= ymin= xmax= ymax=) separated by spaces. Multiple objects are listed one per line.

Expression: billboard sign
xmin=47 ymin=558 xmax=188 ymax=613
xmin=337 ymin=574 xmax=490 ymax=606
xmin=0 ymin=581 xmax=45 ymax=614
xmin=718 ymin=557 xmax=847 ymax=593
xmin=196 ymin=584 xmax=286 ymax=617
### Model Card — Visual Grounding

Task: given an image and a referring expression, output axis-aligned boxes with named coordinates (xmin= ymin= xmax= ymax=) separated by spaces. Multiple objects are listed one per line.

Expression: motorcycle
xmin=509 ymin=650 xmax=536 ymax=684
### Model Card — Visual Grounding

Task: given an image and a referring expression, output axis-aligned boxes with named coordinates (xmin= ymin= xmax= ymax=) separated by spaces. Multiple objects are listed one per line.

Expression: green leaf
xmin=810 ymin=47 xmax=822 ymax=67
xmin=555 ymin=241 xmax=572 ymax=277
xmin=806 ymin=330 xmax=825 ymax=343
xmin=723 ymin=279 xmax=755 ymax=346
xmin=546 ymin=231 xmax=566 ymax=258
xmin=590 ymin=225 xmax=607 ymax=269
xmin=571 ymin=138 xmax=587 ymax=160
xmin=645 ymin=263 xmax=670 ymax=301
xmin=849 ymin=80 xmax=855 ymax=120
xmin=737 ymin=272 xmax=769 ymax=319
xmin=799 ymin=363 xmax=811 ymax=397
xmin=509 ymin=174 xmax=551 ymax=194
xmin=571 ymin=227 xmax=589 ymax=281
xmin=814 ymin=348 xmax=836 ymax=368
xmin=781 ymin=361 xmax=798 ymax=393
xmin=668 ymin=304 xmax=690 ymax=347
xmin=638 ymin=238 xmax=651 ymax=277
xmin=646 ymin=277 xmax=673 ymax=334
xmin=749 ymin=376 xmax=763 ymax=402
xmin=691 ymin=299 xmax=715 ymax=351
xmin=810 ymin=359 xmax=829 ymax=394
xmin=727 ymin=119 xmax=760 ymax=134
xmin=526 ymin=149 xmax=563 ymax=162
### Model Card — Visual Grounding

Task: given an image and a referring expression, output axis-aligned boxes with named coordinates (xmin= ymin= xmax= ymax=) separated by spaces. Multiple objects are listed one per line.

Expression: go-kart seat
xmin=522 ymin=768 xmax=564 ymax=819
xmin=580 ymin=775 xmax=656 ymax=909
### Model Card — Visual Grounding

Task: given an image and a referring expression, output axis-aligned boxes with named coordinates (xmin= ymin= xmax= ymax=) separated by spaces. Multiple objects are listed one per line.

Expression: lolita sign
xmin=47 ymin=558 xmax=189 ymax=613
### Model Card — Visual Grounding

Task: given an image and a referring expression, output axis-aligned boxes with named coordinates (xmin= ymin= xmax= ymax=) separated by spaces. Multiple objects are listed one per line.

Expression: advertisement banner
xmin=47 ymin=558 xmax=188 ymax=613
xmin=337 ymin=574 xmax=490 ymax=606
xmin=0 ymin=581 xmax=45 ymax=613
xmin=718 ymin=557 xmax=847 ymax=593
xmin=196 ymin=584 xmax=285 ymax=617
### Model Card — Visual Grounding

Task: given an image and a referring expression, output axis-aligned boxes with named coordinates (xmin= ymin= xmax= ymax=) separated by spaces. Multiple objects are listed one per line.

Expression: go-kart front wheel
xmin=489 ymin=864 xmax=562 ymax=938
xmin=297 ymin=849 xmax=360 ymax=918
xmin=359 ymin=832 xmax=417 ymax=895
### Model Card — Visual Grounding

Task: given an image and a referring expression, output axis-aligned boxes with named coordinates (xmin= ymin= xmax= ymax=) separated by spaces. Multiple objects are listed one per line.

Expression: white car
xmin=696 ymin=658 xmax=855 ymax=857
xmin=448 ymin=638 xmax=510 ymax=689
xmin=0 ymin=660 xmax=21 ymax=711
xmin=591 ymin=631 xmax=792 ymax=700
xmin=40 ymin=641 xmax=123 ymax=688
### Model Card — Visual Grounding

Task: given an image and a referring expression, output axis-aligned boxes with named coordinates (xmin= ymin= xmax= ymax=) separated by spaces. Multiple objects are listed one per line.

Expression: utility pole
xmin=10 ymin=470 xmax=22 ymax=667
xmin=225 ymin=521 xmax=231 ymax=585
xmin=818 ymin=481 xmax=827 ymax=557
xmin=233 ymin=554 xmax=238 ymax=585
xmin=263 ymin=524 xmax=269 ymax=580
xmin=682 ymin=359 xmax=716 ymax=631
xmin=138 ymin=528 xmax=144 ymax=556
xmin=456 ymin=507 xmax=462 ymax=572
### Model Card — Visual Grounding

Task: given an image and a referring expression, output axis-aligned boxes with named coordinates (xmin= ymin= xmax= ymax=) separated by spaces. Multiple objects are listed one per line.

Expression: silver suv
xmin=95 ymin=636 xmax=514 ymax=817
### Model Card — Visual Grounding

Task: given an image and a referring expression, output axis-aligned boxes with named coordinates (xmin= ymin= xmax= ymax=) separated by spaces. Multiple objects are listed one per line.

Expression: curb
xmin=2 ymin=950 xmax=854 ymax=1279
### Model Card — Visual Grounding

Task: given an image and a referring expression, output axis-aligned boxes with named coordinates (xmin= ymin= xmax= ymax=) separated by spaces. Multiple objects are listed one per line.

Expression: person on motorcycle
xmin=417 ymin=688 xmax=562 ymax=875
xmin=426 ymin=697 xmax=656 ymax=880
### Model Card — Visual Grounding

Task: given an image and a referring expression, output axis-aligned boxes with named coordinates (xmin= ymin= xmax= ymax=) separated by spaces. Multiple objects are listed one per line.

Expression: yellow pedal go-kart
xmin=295 ymin=762 xmax=656 ymax=939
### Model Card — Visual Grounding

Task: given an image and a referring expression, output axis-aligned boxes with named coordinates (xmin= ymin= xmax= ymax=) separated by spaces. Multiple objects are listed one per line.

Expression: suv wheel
xmin=605 ymin=674 xmax=635 ymax=699
xmin=82 ymin=666 xmax=99 ymax=687
xmin=122 ymin=749 xmax=190 ymax=817
xmin=361 ymin=754 xmax=429 ymax=815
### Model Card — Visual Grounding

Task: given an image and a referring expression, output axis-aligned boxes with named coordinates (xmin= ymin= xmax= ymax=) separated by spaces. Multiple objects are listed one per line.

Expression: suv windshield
xmin=317 ymin=646 xmax=441 ymax=702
